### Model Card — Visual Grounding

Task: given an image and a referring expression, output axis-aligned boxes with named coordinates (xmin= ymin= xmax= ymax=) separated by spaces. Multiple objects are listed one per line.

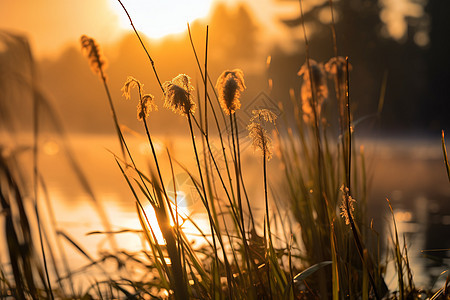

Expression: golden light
xmin=109 ymin=0 xmax=214 ymax=39
xmin=43 ymin=140 xmax=60 ymax=156
xmin=141 ymin=193 xmax=191 ymax=245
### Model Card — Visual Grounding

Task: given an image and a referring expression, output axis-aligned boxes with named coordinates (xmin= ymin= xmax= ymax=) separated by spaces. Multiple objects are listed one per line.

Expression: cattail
xmin=80 ymin=35 xmax=107 ymax=79
xmin=163 ymin=74 xmax=195 ymax=116
xmin=215 ymin=69 xmax=246 ymax=115
xmin=248 ymin=109 xmax=277 ymax=160
xmin=339 ymin=185 xmax=356 ymax=225
xmin=121 ymin=76 xmax=157 ymax=121
xmin=297 ymin=59 xmax=328 ymax=123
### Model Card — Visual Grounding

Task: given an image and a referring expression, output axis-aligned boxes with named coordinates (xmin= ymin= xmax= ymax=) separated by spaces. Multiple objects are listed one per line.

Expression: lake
xmin=1 ymin=133 xmax=449 ymax=290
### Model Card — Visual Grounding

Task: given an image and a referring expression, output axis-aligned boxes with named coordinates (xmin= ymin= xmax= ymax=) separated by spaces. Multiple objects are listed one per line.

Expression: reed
xmin=1 ymin=1 xmax=448 ymax=299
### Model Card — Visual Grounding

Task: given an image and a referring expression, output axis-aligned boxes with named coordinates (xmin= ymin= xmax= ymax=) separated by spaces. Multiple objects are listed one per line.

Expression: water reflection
xmin=370 ymin=137 xmax=450 ymax=288
xmin=30 ymin=134 xmax=450 ymax=288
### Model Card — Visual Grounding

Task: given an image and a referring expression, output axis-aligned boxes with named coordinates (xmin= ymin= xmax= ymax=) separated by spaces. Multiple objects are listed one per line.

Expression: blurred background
xmin=1 ymin=0 xmax=449 ymax=134
xmin=1 ymin=0 xmax=449 ymax=288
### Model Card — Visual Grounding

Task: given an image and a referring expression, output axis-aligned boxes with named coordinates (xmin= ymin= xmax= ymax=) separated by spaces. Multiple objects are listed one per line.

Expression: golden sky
xmin=0 ymin=1 xmax=122 ymax=58
xmin=0 ymin=0 xmax=214 ymax=59
xmin=1 ymin=0 xmax=423 ymax=60
xmin=0 ymin=0 xmax=302 ymax=59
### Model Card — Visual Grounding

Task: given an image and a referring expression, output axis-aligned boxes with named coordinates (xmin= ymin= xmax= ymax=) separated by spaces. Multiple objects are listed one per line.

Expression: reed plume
xmin=325 ymin=56 xmax=352 ymax=133
xmin=80 ymin=34 xmax=128 ymax=164
xmin=324 ymin=56 xmax=352 ymax=84
xmin=215 ymin=69 xmax=246 ymax=115
xmin=137 ymin=94 xmax=156 ymax=121
xmin=250 ymin=108 xmax=277 ymax=124
xmin=163 ymin=74 xmax=195 ymax=116
xmin=325 ymin=57 xmax=352 ymax=107
xmin=339 ymin=185 xmax=356 ymax=225
xmin=248 ymin=122 xmax=272 ymax=160
xmin=80 ymin=35 xmax=108 ymax=80
xmin=297 ymin=59 xmax=328 ymax=123
xmin=121 ymin=76 xmax=157 ymax=121
xmin=248 ymin=109 xmax=277 ymax=161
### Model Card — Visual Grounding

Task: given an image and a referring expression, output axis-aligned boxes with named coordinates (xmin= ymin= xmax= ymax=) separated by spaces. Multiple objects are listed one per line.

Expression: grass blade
xmin=442 ymin=130 xmax=450 ymax=182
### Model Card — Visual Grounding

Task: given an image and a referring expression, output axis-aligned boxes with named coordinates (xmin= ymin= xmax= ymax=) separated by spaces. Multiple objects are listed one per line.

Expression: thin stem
xmin=98 ymin=69 xmax=159 ymax=254
xmin=298 ymin=3 xmax=330 ymax=272
xmin=117 ymin=0 xmax=164 ymax=93
xmin=229 ymin=113 xmax=258 ymax=295
xmin=153 ymin=185 xmax=189 ymax=300
xmin=229 ymin=114 xmax=244 ymax=232
xmin=142 ymin=119 xmax=164 ymax=189
xmin=204 ymin=26 xmax=209 ymax=136
xmin=328 ymin=0 xmax=348 ymax=188
xmin=100 ymin=68 xmax=126 ymax=162
xmin=263 ymin=151 xmax=273 ymax=299
xmin=187 ymin=23 xmax=228 ymax=130
xmin=263 ymin=154 xmax=270 ymax=234
xmin=345 ymin=194 xmax=380 ymax=300
xmin=142 ymin=120 xmax=178 ymax=223
xmin=39 ymin=175 xmax=75 ymax=296
xmin=328 ymin=0 xmax=339 ymax=59
xmin=204 ymin=136 xmax=243 ymax=234
xmin=346 ymin=57 xmax=351 ymax=191
xmin=135 ymin=82 xmax=177 ymax=224
xmin=33 ymin=76 xmax=54 ymax=300
xmin=165 ymin=149 xmax=185 ymax=278
xmin=187 ymin=113 xmax=220 ymax=296
xmin=442 ymin=130 xmax=450 ymax=182
xmin=298 ymin=0 xmax=326 ymax=196
xmin=343 ymin=56 xmax=379 ymax=299
xmin=233 ymin=115 xmax=256 ymax=230
xmin=187 ymin=23 xmax=237 ymax=205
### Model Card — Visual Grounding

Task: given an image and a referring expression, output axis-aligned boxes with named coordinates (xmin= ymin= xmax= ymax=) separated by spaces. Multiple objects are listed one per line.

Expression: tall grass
xmin=1 ymin=1 xmax=449 ymax=299
xmin=75 ymin=2 xmax=390 ymax=297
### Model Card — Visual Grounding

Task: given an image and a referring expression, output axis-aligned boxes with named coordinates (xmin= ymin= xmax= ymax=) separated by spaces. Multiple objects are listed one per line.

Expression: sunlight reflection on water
xmin=33 ymin=134 xmax=450 ymax=289
xmin=363 ymin=136 xmax=450 ymax=288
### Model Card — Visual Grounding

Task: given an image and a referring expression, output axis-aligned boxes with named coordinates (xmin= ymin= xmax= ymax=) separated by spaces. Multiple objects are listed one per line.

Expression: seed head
xmin=121 ymin=76 xmax=157 ymax=121
xmin=339 ymin=185 xmax=356 ymax=225
xmin=163 ymin=74 xmax=196 ymax=116
xmin=248 ymin=109 xmax=277 ymax=161
xmin=80 ymin=35 xmax=107 ymax=79
xmin=298 ymin=59 xmax=328 ymax=100
xmin=248 ymin=122 xmax=272 ymax=160
xmin=250 ymin=109 xmax=277 ymax=124
xmin=300 ymin=87 xmax=315 ymax=123
xmin=122 ymin=76 xmax=142 ymax=100
xmin=325 ymin=56 xmax=352 ymax=105
xmin=324 ymin=56 xmax=352 ymax=80
xmin=216 ymin=69 xmax=246 ymax=115
xmin=298 ymin=59 xmax=328 ymax=123
xmin=137 ymin=94 xmax=157 ymax=121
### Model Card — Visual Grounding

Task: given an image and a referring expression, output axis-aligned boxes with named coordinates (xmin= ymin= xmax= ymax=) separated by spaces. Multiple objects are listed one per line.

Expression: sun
xmin=110 ymin=0 xmax=214 ymax=39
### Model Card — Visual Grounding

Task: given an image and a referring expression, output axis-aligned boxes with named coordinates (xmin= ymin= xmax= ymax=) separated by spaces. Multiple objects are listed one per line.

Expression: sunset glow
xmin=142 ymin=197 xmax=191 ymax=245
xmin=1 ymin=0 xmax=447 ymax=297
xmin=110 ymin=0 xmax=214 ymax=39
